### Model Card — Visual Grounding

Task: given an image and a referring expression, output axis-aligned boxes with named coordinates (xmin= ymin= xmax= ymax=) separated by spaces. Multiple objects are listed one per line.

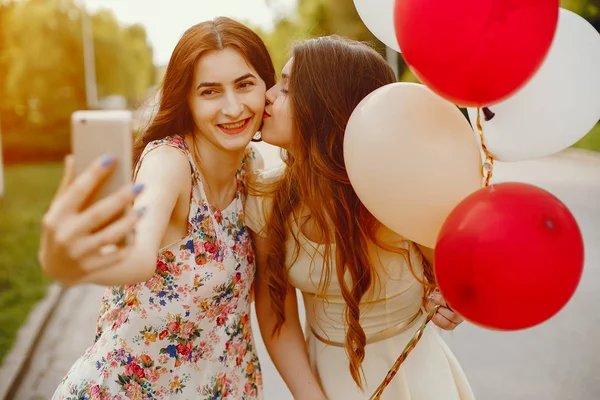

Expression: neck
xmin=185 ymin=134 xmax=244 ymax=194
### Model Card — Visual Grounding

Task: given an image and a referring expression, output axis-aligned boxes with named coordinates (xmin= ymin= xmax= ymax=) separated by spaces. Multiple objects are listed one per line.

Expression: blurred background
xmin=0 ymin=0 xmax=599 ymax=399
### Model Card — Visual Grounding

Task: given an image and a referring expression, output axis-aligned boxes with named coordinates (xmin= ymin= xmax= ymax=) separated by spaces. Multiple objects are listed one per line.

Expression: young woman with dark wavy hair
xmin=247 ymin=36 xmax=474 ymax=400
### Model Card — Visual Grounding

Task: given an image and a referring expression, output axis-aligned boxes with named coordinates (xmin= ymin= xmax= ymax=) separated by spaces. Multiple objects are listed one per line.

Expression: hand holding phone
xmin=71 ymin=110 xmax=133 ymax=203
xmin=38 ymin=111 xmax=141 ymax=285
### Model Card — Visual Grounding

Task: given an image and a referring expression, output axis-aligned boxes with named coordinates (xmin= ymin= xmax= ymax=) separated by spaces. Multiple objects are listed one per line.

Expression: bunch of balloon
xmin=349 ymin=2 xmax=591 ymax=398
xmin=354 ymin=0 xmax=600 ymax=161
xmin=434 ymin=108 xmax=585 ymax=332
xmin=349 ymin=0 xmax=592 ymax=332
xmin=390 ymin=2 xmax=593 ymax=332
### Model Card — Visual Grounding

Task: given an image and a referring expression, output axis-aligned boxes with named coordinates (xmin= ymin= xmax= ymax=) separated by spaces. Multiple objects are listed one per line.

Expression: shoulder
xmin=244 ymin=143 xmax=265 ymax=173
xmin=136 ymin=138 xmax=191 ymax=189
xmin=142 ymin=144 xmax=189 ymax=169
xmin=143 ymin=135 xmax=188 ymax=154
xmin=256 ymin=164 xmax=285 ymax=185
xmin=245 ymin=165 xmax=286 ymax=236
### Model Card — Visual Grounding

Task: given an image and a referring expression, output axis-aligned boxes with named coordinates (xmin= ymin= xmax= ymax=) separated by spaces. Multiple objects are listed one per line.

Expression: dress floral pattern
xmin=52 ymin=136 xmax=263 ymax=399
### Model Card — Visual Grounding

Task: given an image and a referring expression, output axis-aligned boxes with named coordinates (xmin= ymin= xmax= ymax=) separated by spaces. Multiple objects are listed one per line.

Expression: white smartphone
xmin=71 ymin=110 xmax=133 ymax=203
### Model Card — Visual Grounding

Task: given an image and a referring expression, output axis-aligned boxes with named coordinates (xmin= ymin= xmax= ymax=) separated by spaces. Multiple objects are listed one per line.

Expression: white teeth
xmin=221 ymin=120 xmax=246 ymax=129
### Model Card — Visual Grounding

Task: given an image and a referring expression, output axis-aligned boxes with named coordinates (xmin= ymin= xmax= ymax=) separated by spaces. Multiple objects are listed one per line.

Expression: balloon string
xmin=476 ymin=107 xmax=495 ymax=187
xmin=369 ymin=305 xmax=440 ymax=400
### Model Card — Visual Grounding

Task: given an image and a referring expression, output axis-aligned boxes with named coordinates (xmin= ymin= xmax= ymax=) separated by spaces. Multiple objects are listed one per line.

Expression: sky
xmin=82 ymin=0 xmax=297 ymax=66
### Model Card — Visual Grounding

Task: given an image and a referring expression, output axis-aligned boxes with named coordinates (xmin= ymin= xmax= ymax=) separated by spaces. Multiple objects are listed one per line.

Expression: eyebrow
xmin=196 ymin=73 xmax=256 ymax=90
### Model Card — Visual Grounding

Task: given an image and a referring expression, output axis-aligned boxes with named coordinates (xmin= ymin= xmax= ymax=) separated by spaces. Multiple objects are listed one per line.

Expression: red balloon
xmin=394 ymin=0 xmax=559 ymax=106
xmin=435 ymin=182 xmax=584 ymax=330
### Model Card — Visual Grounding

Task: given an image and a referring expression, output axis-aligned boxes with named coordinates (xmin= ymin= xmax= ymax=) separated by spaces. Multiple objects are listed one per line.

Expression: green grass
xmin=0 ymin=163 xmax=62 ymax=364
xmin=572 ymin=123 xmax=600 ymax=152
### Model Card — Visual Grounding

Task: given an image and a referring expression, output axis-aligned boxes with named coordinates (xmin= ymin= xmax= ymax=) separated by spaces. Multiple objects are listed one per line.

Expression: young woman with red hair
xmin=44 ymin=17 xmax=274 ymax=399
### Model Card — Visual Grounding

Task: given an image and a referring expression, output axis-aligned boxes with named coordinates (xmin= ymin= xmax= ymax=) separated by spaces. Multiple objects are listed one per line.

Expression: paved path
xmin=10 ymin=144 xmax=600 ymax=399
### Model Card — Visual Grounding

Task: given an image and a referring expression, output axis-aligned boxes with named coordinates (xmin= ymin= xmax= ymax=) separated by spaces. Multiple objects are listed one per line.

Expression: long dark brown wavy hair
xmin=263 ymin=36 xmax=436 ymax=388
xmin=132 ymin=17 xmax=276 ymax=166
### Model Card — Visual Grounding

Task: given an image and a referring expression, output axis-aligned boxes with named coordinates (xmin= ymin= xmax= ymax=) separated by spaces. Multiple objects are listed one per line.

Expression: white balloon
xmin=344 ymin=83 xmax=482 ymax=248
xmin=467 ymin=8 xmax=600 ymax=162
xmin=353 ymin=0 xmax=401 ymax=52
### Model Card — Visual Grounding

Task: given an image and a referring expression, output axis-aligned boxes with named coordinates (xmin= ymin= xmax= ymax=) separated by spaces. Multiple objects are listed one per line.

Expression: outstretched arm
xmin=40 ymin=146 xmax=190 ymax=286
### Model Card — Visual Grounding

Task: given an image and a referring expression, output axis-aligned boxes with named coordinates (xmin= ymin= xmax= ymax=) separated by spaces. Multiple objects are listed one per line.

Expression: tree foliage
xmin=0 ymin=0 xmax=155 ymax=163
xmin=254 ymin=0 xmax=387 ymax=75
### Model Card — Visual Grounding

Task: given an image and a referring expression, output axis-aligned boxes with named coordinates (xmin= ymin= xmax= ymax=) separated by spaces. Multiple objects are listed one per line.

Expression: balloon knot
xmin=482 ymin=107 xmax=495 ymax=121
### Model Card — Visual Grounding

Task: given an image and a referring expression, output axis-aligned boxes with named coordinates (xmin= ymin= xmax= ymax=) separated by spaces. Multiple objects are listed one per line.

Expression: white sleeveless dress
xmin=245 ymin=166 xmax=475 ymax=400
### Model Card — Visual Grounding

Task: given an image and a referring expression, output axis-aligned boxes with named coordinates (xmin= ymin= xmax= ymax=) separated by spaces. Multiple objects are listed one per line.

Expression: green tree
xmin=0 ymin=1 xmax=17 ymax=117
xmin=297 ymin=0 xmax=384 ymax=51
xmin=251 ymin=16 xmax=305 ymax=75
xmin=258 ymin=0 xmax=392 ymax=75
xmin=562 ymin=0 xmax=600 ymax=30
xmin=0 ymin=0 xmax=155 ymax=163
xmin=123 ymin=24 xmax=156 ymax=105
xmin=91 ymin=10 xmax=154 ymax=104
xmin=3 ymin=0 xmax=85 ymax=127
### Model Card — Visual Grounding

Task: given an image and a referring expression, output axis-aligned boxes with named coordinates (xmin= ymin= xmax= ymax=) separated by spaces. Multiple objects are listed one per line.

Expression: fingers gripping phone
xmin=71 ymin=110 xmax=133 ymax=204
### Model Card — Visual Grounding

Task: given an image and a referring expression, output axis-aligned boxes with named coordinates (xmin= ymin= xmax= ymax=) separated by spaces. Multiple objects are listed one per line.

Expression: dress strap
xmin=134 ymin=135 xmax=202 ymax=232
xmin=134 ymin=135 xmax=199 ymax=182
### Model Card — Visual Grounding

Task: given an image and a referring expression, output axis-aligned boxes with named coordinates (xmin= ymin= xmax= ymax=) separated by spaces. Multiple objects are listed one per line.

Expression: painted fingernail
xmin=427 ymin=294 xmax=434 ymax=302
xmin=136 ymin=207 xmax=146 ymax=217
xmin=132 ymin=184 xmax=145 ymax=194
xmin=101 ymin=154 xmax=115 ymax=167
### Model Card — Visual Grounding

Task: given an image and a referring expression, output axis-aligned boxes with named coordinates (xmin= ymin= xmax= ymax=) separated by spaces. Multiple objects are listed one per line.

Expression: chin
xmin=259 ymin=127 xmax=275 ymax=145
xmin=222 ymin=137 xmax=254 ymax=153
xmin=261 ymin=130 xmax=290 ymax=149
xmin=219 ymin=131 xmax=255 ymax=152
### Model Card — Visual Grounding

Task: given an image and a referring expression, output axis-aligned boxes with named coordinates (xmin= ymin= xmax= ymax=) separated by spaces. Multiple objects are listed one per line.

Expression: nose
xmin=265 ymin=85 xmax=276 ymax=105
xmin=221 ymin=91 xmax=244 ymax=119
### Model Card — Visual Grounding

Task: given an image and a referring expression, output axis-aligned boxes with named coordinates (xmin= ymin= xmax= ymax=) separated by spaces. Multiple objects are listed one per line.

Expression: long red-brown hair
xmin=133 ymin=17 xmax=275 ymax=166
xmin=264 ymin=36 xmax=435 ymax=388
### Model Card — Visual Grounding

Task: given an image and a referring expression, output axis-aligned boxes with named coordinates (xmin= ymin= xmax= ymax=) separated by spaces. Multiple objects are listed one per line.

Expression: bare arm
xmin=78 ymin=146 xmax=190 ymax=286
xmin=40 ymin=146 xmax=190 ymax=287
xmin=39 ymin=154 xmax=143 ymax=285
xmin=252 ymin=232 xmax=327 ymax=400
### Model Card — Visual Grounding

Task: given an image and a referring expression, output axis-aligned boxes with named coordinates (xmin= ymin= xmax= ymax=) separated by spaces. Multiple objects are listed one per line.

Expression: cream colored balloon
xmin=344 ymin=82 xmax=482 ymax=248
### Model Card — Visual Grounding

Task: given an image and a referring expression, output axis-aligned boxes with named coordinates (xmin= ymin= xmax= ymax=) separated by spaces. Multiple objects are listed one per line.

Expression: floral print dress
xmin=52 ymin=136 xmax=263 ymax=400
